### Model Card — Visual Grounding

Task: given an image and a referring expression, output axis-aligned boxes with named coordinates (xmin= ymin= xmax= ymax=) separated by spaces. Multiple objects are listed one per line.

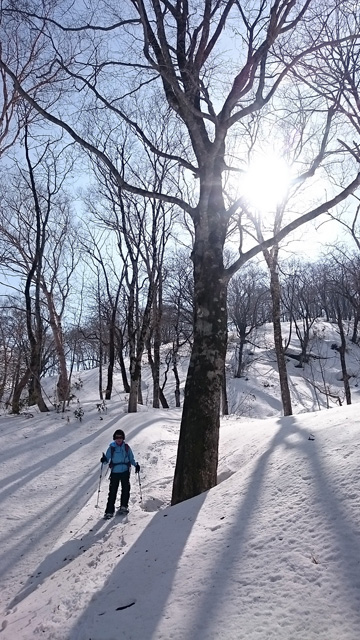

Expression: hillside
xmin=0 ymin=320 xmax=360 ymax=639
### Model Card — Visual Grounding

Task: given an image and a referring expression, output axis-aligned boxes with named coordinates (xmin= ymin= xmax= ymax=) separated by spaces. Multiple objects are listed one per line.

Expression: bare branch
xmin=0 ymin=58 xmax=195 ymax=216
xmin=226 ymin=170 xmax=360 ymax=279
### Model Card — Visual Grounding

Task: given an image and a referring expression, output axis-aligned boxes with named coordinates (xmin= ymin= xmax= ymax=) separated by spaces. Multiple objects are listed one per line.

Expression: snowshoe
xmin=117 ymin=506 xmax=129 ymax=515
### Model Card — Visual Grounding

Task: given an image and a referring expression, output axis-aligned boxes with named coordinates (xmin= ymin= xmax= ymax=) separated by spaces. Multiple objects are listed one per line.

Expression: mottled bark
xmin=172 ymin=174 xmax=228 ymax=503
xmin=171 ymin=265 xmax=228 ymax=502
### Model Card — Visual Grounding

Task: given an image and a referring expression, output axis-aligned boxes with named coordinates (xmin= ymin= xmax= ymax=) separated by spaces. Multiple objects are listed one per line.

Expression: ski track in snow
xmin=0 ymin=400 xmax=180 ymax=622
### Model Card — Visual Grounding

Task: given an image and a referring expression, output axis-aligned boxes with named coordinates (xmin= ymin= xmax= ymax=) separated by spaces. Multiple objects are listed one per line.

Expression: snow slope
xmin=1 ymin=322 xmax=360 ymax=639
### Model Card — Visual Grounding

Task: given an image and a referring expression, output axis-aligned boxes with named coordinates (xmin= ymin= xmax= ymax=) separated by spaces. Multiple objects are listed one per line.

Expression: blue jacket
xmin=104 ymin=440 xmax=137 ymax=474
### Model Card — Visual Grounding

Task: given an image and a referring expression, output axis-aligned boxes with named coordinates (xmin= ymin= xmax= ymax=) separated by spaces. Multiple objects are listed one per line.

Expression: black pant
xmin=105 ymin=470 xmax=130 ymax=514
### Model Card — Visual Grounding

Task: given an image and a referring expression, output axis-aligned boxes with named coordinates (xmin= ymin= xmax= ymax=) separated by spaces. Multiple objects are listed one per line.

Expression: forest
xmin=0 ymin=0 xmax=360 ymax=504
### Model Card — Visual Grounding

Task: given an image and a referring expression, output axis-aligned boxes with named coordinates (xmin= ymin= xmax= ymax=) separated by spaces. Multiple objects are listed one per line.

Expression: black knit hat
xmin=113 ymin=429 xmax=125 ymax=440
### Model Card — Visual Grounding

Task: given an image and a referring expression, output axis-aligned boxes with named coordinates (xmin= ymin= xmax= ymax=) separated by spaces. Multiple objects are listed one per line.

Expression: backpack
xmin=109 ymin=443 xmax=130 ymax=469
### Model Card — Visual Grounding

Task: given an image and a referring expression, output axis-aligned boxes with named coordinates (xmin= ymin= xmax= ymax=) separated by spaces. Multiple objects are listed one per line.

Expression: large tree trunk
xmin=171 ymin=206 xmax=228 ymax=504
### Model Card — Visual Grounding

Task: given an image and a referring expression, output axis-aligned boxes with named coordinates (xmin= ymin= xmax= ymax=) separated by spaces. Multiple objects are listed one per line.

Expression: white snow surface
xmin=1 ymin=338 xmax=360 ymax=639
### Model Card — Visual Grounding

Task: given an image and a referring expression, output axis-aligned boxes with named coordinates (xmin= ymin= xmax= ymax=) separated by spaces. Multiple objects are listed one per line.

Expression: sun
xmin=240 ymin=151 xmax=292 ymax=212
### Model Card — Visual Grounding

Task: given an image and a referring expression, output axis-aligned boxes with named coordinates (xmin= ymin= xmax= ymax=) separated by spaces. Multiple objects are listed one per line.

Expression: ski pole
xmin=137 ymin=470 xmax=143 ymax=504
xmin=95 ymin=462 xmax=104 ymax=508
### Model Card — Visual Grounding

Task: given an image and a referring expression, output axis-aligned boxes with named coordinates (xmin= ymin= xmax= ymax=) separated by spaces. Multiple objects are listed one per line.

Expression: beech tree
xmin=281 ymin=262 xmax=321 ymax=368
xmin=0 ymin=300 xmax=29 ymax=408
xmin=323 ymin=258 xmax=353 ymax=405
xmin=86 ymin=164 xmax=173 ymax=412
xmin=0 ymin=5 xmax=43 ymax=157
xmin=162 ymin=250 xmax=194 ymax=407
xmin=81 ymin=227 xmax=126 ymax=401
xmin=326 ymin=249 xmax=360 ymax=345
xmin=228 ymin=265 xmax=270 ymax=379
xmin=0 ymin=130 xmax=78 ymax=408
xmin=1 ymin=1 xmax=360 ymax=502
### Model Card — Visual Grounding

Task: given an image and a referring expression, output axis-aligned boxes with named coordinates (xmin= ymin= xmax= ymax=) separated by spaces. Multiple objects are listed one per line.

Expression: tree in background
xmin=228 ymin=264 xmax=270 ymax=378
xmin=162 ymin=249 xmax=194 ymax=408
xmin=281 ymin=261 xmax=321 ymax=368
xmin=0 ymin=299 xmax=29 ymax=410
xmin=0 ymin=129 xmax=78 ymax=409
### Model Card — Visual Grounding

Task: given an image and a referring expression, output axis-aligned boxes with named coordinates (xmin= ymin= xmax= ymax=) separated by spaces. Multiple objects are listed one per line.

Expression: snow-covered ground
xmin=1 ymin=320 xmax=360 ymax=639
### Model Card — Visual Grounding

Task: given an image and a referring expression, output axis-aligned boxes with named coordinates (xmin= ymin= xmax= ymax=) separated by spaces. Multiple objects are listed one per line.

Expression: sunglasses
xmin=115 ymin=436 xmax=124 ymax=440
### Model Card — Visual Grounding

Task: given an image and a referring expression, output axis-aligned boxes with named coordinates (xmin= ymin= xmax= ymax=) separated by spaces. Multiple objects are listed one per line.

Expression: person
xmin=100 ymin=429 xmax=140 ymax=519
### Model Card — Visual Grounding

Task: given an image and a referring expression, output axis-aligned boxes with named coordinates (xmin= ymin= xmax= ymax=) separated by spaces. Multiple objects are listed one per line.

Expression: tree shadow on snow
xmin=7 ymin=515 xmax=117 ymax=608
xmin=68 ymin=492 xmax=207 ymax=640
xmin=187 ymin=416 xmax=360 ymax=639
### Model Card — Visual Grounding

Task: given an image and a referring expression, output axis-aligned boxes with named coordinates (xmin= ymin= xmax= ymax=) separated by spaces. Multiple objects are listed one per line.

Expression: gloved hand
xmin=100 ymin=453 xmax=107 ymax=464
xmin=135 ymin=463 xmax=140 ymax=474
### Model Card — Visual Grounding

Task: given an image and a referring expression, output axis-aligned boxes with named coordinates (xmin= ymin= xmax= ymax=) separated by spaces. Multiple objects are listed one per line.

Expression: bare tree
xmin=81 ymin=227 xmax=126 ymax=400
xmin=228 ymin=264 xmax=270 ymax=378
xmin=335 ymin=301 xmax=352 ymax=405
xmin=281 ymin=261 xmax=321 ymax=367
xmin=335 ymin=250 xmax=360 ymax=345
xmin=0 ymin=300 xmax=29 ymax=408
xmin=0 ymin=4 xmax=47 ymax=156
xmin=163 ymin=249 xmax=194 ymax=407
xmin=87 ymin=170 xmax=171 ymax=412
xmin=319 ymin=257 xmax=353 ymax=405
xmin=0 ymin=131 xmax=78 ymax=407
